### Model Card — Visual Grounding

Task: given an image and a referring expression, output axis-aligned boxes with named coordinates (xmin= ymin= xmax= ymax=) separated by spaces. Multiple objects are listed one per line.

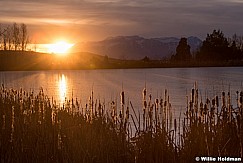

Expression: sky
xmin=1 ymin=0 xmax=243 ymax=43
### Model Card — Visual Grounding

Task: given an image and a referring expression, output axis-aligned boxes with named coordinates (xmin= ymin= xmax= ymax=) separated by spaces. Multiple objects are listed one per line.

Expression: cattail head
xmin=155 ymin=98 xmax=159 ymax=109
xmin=206 ymin=98 xmax=210 ymax=104
xmin=240 ymin=91 xmax=243 ymax=97
xmin=222 ymin=91 xmax=225 ymax=96
xmin=191 ymin=88 xmax=195 ymax=103
xmin=174 ymin=119 xmax=177 ymax=131
xmin=216 ymin=96 xmax=219 ymax=107
xmin=143 ymin=100 xmax=147 ymax=109
xmin=212 ymin=98 xmax=215 ymax=106
xmin=120 ymin=91 xmax=125 ymax=105
xmin=222 ymin=91 xmax=226 ymax=106
xmin=240 ymin=91 xmax=243 ymax=104
xmin=160 ymin=98 xmax=163 ymax=108
xmin=204 ymin=104 xmax=208 ymax=115
xmin=143 ymin=88 xmax=146 ymax=100
xmin=126 ymin=106 xmax=129 ymax=120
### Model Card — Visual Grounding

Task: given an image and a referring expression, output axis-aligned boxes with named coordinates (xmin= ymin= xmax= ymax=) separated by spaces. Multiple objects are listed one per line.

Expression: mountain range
xmin=71 ymin=36 xmax=202 ymax=60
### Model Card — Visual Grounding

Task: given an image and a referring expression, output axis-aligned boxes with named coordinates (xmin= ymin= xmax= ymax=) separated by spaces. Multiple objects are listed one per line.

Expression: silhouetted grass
xmin=0 ymin=84 xmax=242 ymax=162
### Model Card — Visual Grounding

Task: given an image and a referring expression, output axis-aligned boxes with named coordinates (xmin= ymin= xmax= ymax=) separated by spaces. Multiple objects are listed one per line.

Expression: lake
xmin=1 ymin=67 xmax=243 ymax=117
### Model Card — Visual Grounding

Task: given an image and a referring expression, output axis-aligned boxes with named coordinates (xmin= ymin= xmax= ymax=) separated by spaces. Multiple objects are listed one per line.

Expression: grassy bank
xmin=0 ymin=85 xmax=242 ymax=162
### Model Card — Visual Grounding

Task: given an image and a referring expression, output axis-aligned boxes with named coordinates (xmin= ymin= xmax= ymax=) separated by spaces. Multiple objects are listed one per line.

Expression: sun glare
xmin=47 ymin=41 xmax=74 ymax=54
xmin=58 ymin=74 xmax=67 ymax=104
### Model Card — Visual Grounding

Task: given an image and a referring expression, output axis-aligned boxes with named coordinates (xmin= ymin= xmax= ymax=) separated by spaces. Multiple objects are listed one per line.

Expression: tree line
xmin=1 ymin=23 xmax=243 ymax=65
xmin=171 ymin=29 xmax=243 ymax=63
xmin=0 ymin=22 xmax=29 ymax=51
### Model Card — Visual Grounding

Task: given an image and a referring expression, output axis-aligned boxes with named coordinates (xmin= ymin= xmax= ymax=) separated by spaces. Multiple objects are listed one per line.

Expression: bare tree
xmin=13 ymin=23 xmax=20 ymax=50
xmin=231 ymin=34 xmax=243 ymax=51
xmin=20 ymin=23 xmax=29 ymax=51
xmin=0 ymin=24 xmax=2 ymax=50
xmin=0 ymin=22 xmax=30 ymax=51
xmin=0 ymin=24 xmax=7 ymax=50
xmin=6 ymin=25 xmax=13 ymax=50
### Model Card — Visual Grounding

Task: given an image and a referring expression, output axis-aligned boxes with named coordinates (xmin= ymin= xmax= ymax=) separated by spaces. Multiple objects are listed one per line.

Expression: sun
xmin=47 ymin=41 xmax=74 ymax=54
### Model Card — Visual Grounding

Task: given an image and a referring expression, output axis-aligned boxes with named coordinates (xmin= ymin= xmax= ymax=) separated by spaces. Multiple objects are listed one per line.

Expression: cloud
xmin=1 ymin=0 xmax=243 ymax=41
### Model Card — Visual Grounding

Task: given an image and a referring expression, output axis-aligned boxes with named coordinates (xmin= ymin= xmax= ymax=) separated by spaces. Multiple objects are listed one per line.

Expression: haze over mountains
xmin=71 ymin=36 xmax=202 ymax=60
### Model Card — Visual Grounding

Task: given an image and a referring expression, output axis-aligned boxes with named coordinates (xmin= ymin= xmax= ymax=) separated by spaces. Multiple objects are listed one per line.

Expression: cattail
xmin=204 ymin=104 xmax=208 ymax=115
xmin=142 ymin=88 xmax=146 ymax=101
xmin=174 ymin=119 xmax=177 ymax=143
xmin=216 ymin=96 xmax=219 ymax=108
xmin=119 ymin=110 xmax=122 ymax=121
xmin=195 ymin=88 xmax=199 ymax=109
xmin=155 ymin=98 xmax=159 ymax=109
xmin=120 ymin=91 xmax=125 ymax=120
xmin=111 ymin=101 xmax=116 ymax=119
xmin=191 ymin=88 xmax=195 ymax=103
xmin=206 ymin=98 xmax=210 ymax=105
xmin=160 ymin=98 xmax=163 ymax=108
xmin=125 ymin=106 xmax=129 ymax=121
xmin=240 ymin=91 xmax=243 ymax=105
xmin=212 ymin=98 xmax=215 ymax=106
xmin=222 ymin=91 xmax=226 ymax=107
xmin=142 ymin=87 xmax=147 ymax=128
xmin=121 ymin=91 xmax=125 ymax=105
xmin=227 ymin=91 xmax=231 ymax=108
xmin=143 ymin=100 xmax=147 ymax=109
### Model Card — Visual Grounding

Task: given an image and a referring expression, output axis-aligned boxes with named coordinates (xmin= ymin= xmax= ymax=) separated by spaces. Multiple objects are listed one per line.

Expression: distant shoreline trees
xmin=0 ymin=22 xmax=29 ymax=51
xmin=196 ymin=30 xmax=231 ymax=61
xmin=196 ymin=30 xmax=243 ymax=62
xmin=1 ymin=23 xmax=243 ymax=66
xmin=171 ymin=30 xmax=243 ymax=64
xmin=171 ymin=37 xmax=192 ymax=62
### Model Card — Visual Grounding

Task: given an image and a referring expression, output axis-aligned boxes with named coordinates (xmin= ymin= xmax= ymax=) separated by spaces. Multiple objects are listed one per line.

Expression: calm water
xmin=1 ymin=67 xmax=243 ymax=115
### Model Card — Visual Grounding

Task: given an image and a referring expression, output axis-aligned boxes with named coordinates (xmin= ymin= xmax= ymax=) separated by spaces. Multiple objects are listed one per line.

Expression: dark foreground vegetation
xmin=0 ymin=84 xmax=242 ymax=162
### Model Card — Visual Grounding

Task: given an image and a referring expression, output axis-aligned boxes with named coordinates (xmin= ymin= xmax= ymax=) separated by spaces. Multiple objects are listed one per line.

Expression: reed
xmin=0 ymin=83 xmax=242 ymax=162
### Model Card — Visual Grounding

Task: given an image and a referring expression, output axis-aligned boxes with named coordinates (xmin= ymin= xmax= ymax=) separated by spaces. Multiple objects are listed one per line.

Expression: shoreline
xmin=1 ymin=50 xmax=243 ymax=71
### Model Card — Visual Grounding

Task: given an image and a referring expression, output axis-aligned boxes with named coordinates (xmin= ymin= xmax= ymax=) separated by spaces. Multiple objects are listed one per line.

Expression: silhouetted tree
xmin=197 ymin=30 xmax=231 ymax=61
xmin=13 ymin=22 xmax=20 ymax=50
xmin=174 ymin=37 xmax=191 ymax=61
xmin=0 ymin=24 xmax=2 ymax=49
xmin=6 ymin=25 xmax=13 ymax=50
xmin=142 ymin=56 xmax=150 ymax=62
xmin=0 ymin=22 xmax=29 ymax=51
xmin=20 ymin=23 xmax=29 ymax=51
xmin=231 ymin=34 xmax=243 ymax=50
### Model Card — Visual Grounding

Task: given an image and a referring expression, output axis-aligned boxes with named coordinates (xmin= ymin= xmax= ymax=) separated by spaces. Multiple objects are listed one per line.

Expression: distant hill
xmin=71 ymin=36 xmax=202 ymax=60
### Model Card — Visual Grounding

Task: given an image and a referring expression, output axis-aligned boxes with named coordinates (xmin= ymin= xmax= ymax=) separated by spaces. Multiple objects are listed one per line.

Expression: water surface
xmin=1 ymin=67 xmax=243 ymax=115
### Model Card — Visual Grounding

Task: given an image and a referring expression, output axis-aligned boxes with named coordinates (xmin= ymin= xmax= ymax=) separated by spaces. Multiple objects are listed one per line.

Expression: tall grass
xmin=0 ymin=84 xmax=242 ymax=162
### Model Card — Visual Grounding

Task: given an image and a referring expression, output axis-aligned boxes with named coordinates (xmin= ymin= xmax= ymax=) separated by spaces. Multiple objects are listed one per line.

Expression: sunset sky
xmin=1 ymin=0 xmax=243 ymax=44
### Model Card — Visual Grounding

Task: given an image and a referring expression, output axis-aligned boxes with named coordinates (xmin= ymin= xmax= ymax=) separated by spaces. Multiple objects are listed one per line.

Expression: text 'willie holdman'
xmin=197 ymin=156 xmax=242 ymax=162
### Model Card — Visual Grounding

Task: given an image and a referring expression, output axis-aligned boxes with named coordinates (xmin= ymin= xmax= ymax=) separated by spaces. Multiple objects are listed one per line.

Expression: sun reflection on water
xmin=58 ymin=74 xmax=67 ymax=104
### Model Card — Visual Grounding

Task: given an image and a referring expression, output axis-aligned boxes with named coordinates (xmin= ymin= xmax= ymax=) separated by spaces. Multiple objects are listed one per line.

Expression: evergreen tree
xmin=174 ymin=37 xmax=191 ymax=61
xmin=197 ymin=30 xmax=230 ymax=61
